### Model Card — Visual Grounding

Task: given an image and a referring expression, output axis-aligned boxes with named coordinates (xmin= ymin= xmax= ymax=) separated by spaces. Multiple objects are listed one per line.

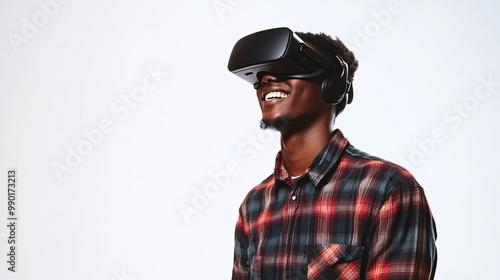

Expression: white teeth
xmin=264 ymin=91 xmax=289 ymax=101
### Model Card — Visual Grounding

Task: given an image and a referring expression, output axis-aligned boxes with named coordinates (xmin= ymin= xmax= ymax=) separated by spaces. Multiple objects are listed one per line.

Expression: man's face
xmin=256 ymin=74 xmax=332 ymax=133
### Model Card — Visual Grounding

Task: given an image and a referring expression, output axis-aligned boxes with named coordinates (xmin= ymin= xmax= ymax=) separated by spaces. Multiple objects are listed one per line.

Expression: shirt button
xmin=291 ymin=194 xmax=297 ymax=201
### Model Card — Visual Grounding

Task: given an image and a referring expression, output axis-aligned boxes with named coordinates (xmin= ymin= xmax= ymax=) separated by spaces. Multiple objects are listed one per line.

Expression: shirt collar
xmin=274 ymin=129 xmax=349 ymax=188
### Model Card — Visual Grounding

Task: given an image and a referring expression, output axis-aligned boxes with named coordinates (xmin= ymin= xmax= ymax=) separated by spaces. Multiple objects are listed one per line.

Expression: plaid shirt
xmin=232 ymin=130 xmax=437 ymax=279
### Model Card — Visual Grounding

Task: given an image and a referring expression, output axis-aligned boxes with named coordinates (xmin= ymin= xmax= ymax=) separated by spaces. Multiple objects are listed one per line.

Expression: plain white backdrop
xmin=1 ymin=0 xmax=499 ymax=279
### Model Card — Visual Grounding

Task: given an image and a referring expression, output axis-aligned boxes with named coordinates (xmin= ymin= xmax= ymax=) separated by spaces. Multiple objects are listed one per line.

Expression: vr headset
xmin=227 ymin=27 xmax=353 ymax=105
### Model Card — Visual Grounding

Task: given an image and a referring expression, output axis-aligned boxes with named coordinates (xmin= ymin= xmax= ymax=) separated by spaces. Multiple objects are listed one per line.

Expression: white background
xmin=1 ymin=0 xmax=499 ymax=279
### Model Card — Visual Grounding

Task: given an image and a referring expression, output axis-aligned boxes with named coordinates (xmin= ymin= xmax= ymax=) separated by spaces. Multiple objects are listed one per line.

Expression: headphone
xmin=227 ymin=27 xmax=354 ymax=106
xmin=320 ymin=54 xmax=353 ymax=105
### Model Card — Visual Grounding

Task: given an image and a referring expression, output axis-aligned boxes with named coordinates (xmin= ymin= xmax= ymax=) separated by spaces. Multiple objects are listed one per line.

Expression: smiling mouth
xmin=262 ymin=91 xmax=290 ymax=101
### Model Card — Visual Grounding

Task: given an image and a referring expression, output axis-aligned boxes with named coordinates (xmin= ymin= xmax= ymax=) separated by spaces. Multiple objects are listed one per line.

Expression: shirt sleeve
xmin=232 ymin=207 xmax=250 ymax=280
xmin=366 ymin=185 xmax=437 ymax=279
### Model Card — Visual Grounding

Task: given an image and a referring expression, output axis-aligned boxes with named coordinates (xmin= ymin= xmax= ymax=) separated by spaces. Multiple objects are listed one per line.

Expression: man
xmin=228 ymin=27 xmax=437 ymax=279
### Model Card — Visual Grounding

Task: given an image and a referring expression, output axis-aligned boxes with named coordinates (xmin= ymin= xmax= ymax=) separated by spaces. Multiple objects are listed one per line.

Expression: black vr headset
xmin=227 ymin=27 xmax=353 ymax=105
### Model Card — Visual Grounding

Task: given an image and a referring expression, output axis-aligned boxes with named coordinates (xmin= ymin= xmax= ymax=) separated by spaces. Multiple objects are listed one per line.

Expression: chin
xmin=260 ymin=115 xmax=294 ymax=131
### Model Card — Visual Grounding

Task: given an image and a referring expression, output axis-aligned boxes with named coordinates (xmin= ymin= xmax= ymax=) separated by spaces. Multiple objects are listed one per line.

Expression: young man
xmin=228 ymin=28 xmax=437 ymax=279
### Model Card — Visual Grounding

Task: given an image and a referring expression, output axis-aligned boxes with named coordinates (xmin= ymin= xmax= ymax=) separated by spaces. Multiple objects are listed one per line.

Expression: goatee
xmin=260 ymin=115 xmax=293 ymax=131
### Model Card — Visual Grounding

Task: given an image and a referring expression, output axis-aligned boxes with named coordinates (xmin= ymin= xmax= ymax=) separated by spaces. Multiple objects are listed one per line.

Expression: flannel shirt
xmin=232 ymin=129 xmax=437 ymax=279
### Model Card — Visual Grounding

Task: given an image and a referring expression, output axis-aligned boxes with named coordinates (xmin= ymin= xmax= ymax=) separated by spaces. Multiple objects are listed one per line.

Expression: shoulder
xmin=339 ymin=144 xmax=422 ymax=200
xmin=238 ymin=174 xmax=275 ymax=212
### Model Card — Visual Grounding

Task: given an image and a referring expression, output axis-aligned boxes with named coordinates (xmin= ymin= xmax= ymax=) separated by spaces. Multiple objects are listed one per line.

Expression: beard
xmin=260 ymin=115 xmax=294 ymax=131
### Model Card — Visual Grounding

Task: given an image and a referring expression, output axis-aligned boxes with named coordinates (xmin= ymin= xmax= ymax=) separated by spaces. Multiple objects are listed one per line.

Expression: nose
xmin=260 ymin=74 xmax=279 ymax=85
xmin=254 ymin=74 xmax=279 ymax=89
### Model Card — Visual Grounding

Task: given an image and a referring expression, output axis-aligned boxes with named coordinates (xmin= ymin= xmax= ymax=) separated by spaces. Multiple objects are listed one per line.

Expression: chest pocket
xmin=306 ymin=244 xmax=363 ymax=280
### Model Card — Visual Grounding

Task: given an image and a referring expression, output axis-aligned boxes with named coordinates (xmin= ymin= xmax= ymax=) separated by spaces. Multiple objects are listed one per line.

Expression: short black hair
xmin=295 ymin=31 xmax=358 ymax=115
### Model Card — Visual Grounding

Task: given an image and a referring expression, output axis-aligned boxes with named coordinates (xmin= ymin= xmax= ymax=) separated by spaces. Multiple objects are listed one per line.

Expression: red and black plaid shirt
xmin=232 ymin=130 xmax=437 ymax=279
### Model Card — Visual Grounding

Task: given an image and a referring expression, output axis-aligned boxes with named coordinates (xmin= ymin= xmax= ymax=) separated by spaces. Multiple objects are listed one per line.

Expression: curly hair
xmin=295 ymin=31 xmax=359 ymax=115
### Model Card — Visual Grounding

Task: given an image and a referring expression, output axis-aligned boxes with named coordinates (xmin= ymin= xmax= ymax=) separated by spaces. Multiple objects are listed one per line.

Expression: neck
xmin=279 ymin=116 xmax=334 ymax=177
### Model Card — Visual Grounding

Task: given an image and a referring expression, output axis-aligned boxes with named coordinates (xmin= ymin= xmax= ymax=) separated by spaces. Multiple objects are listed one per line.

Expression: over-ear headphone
xmin=320 ymin=55 xmax=353 ymax=105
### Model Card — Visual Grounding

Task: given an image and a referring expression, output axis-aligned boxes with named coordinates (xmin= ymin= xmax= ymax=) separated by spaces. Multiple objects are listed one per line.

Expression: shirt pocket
xmin=306 ymin=243 xmax=363 ymax=280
